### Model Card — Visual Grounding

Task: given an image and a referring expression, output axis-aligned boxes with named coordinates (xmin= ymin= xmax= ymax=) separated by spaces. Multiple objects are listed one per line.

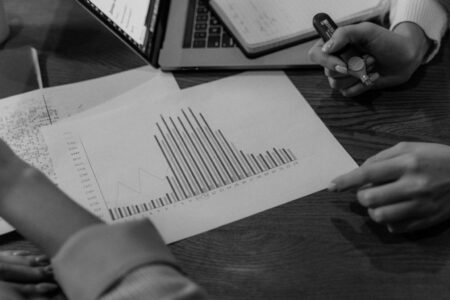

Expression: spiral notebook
xmin=210 ymin=0 xmax=386 ymax=57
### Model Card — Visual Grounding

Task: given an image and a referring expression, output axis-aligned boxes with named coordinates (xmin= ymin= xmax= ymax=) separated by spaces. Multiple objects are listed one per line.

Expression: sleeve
xmin=51 ymin=220 xmax=208 ymax=300
xmin=100 ymin=265 xmax=207 ymax=300
xmin=389 ymin=0 xmax=448 ymax=63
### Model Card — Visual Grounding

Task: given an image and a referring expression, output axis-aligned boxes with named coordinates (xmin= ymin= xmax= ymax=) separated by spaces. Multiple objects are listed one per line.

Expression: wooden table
xmin=1 ymin=1 xmax=450 ymax=299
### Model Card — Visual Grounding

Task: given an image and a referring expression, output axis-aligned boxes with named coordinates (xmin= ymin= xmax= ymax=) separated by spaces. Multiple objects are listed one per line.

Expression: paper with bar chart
xmin=42 ymin=72 xmax=357 ymax=243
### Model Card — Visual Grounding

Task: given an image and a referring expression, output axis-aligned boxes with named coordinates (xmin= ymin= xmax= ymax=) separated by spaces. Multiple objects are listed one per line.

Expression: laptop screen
xmin=78 ymin=0 xmax=164 ymax=61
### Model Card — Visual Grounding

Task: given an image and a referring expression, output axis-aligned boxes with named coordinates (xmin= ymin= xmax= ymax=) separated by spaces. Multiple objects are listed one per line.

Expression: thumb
xmin=323 ymin=22 xmax=379 ymax=54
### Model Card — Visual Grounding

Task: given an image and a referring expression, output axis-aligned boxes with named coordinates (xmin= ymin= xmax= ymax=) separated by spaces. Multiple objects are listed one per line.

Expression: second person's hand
xmin=0 ymin=250 xmax=58 ymax=299
xmin=329 ymin=142 xmax=450 ymax=233
xmin=308 ymin=21 xmax=431 ymax=97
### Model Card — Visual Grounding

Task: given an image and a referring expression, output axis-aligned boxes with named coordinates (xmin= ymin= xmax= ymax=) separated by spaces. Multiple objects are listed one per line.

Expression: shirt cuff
xmin=390 ymin=0 xmax=448 ymax=63
xmin=52 ymin=220 xmax=177 ymax=300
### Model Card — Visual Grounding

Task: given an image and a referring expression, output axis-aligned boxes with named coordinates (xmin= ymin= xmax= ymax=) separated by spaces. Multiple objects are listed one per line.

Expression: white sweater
xmin=390 ymin=0 xmax=448 ymax=62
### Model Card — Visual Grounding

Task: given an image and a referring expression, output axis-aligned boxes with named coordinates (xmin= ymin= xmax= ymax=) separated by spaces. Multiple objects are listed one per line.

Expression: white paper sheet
xmin=42 ymin=72 xmax=357 ymax=243
xmin=43 ymin=66 xmax=176 ymax=121
xmin=0 ymin=67 xmax=178 ymax=234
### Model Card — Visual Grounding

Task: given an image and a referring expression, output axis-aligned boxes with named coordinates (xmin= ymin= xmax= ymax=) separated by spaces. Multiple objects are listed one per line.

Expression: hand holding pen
xmin=309 ymin=15 xmax=432 ymax=97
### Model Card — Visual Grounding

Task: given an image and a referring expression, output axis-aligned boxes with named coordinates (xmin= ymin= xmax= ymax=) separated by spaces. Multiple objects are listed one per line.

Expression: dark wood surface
xmin=1 ymin=0 xmax=450 ymax=299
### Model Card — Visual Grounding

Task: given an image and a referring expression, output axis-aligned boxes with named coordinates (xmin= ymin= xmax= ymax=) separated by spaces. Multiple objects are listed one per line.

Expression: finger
xmin=323 ymin=23 xmax=379 ymax=54
xmin=340 ymin=73 xmax=380 ymax=97
xmin=329 ymin=76 xmax=360 ymax=90
xmin=0 ymin=252 xmax=50 ymax=267
xmin=9 ymin=282 xmax=58 ymax=297
xmin=368 ymin=199 xmax=437 ymax=224
xmin=3 ymin=250 xmax=32 ymax=257
xmin=363 ymin=55 xmax=376 ymax=67
xmin=325 ymin=59 xmax=376 ymax=79
xmin=357 ymin=177 xmax=425 ymax=208
xmin=324 ymin=68 xmax=349 ymax=79
xmin=0 ymin=263 xmax=53 ymax=283
xmin=308 ymin=39 xmax=347 ymax=72
xmin=363 ymin=142 xmax=415 ymax=166
xmin=387 ymin=215 xmax=442 ymax=233
xmin=330 ymin=156 xmax=407 ymax=192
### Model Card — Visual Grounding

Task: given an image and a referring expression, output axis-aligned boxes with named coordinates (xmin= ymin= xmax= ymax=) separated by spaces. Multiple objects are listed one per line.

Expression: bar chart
xmin=109 ymin=107 xmax=297 ymax=220
xmin=44 ymin=72 xmax=357 ymax=243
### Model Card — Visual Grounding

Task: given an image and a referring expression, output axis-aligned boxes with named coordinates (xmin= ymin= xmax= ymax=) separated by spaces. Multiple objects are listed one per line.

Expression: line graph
xmin=108 ymin=107 xmax=297 ymax=220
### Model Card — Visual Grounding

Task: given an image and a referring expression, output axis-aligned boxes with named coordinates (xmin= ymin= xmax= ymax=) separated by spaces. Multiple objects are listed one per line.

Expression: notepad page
xmin=212 ymin=0 xmax=383 ymax=47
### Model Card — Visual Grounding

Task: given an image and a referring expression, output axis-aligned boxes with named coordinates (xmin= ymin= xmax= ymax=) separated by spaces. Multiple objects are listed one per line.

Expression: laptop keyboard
xmin=183 ymin=0 xmax=236 ymax=49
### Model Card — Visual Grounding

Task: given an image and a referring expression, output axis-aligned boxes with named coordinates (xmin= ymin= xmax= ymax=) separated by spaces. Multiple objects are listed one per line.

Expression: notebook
xmin=209 ymin=0 xmax=385 ymax=57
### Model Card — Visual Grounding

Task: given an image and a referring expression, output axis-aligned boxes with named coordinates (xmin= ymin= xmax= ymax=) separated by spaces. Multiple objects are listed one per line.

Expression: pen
xmin=313 ymin=13 xmax=374 ymax=86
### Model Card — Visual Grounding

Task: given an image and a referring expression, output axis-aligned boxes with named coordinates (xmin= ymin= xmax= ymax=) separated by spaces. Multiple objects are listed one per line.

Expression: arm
xmin=0 ymin=141 xmax=100 ymax=257
xmin=0 ymin=139 xmax=207 ymax=300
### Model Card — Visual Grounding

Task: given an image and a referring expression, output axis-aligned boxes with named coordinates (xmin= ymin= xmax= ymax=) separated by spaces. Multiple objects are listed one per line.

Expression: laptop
xmin=75 ymin=0 xmax=380 ymax=71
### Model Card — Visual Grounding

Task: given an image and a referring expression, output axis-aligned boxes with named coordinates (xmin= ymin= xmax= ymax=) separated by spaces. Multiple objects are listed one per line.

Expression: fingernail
xmin=34 ymin=255 xmax=50 ymax=265
xmin=35 ymin=283 xmax=58 ymax=293
xmin=322 ymin=39 xmax=334 ymax=52
xmin=335 ymin=65 xmax=348 ymax=74
xmin=12 ymin=250 xmax=31 ymax=256
xmin=43 ymin=266 xmax=53 ymax=274
xmin=370 ymin=72 xmax=380 ymax=82
xmin=387 ymin=225 xmax=394 ymax=233
xmin=327 ymin=182 xmax=338 ymax=192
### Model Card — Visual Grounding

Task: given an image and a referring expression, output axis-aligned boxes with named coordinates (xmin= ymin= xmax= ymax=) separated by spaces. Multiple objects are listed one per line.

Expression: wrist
xmin=0 ymin=161 xmax=39 ymax=204
xmin=393 ymin=22 xmax=432 ymax=65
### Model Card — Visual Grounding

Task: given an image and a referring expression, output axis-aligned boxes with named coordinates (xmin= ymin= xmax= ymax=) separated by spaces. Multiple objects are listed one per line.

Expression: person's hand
xmin=0 ymin=250 xmax=58 ymax=299
xmin=329 ymin=142 xmax=450 ymax=233
xmin=308 ymin=22 xmax=431 ymax=97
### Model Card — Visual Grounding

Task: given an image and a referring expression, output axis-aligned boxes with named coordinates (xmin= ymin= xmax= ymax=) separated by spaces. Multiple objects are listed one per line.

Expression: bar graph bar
xmin=109 ymin=108 xmax=298 ymax=221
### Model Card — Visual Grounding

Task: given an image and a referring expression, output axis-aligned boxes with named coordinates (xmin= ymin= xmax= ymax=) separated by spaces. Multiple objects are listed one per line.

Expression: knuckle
xmin=308 ymin=44 xmax=322 ymax=62
xmin=396 ymin=142 xmax=411 ymax=151
xmin=411 ymin=177 xmax=431 ymax=194
xmin=402 ymin=154 xmax=420 ymax=172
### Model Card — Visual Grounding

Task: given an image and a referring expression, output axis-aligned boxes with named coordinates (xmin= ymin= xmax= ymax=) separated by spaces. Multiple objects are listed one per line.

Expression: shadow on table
xmin=331 ymin=201 xmax=450 ymax=274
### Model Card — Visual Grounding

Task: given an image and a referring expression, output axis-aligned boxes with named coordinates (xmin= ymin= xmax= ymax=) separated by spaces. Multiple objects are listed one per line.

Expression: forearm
xmin=0 ymin=163 xmax=101 ymax=257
